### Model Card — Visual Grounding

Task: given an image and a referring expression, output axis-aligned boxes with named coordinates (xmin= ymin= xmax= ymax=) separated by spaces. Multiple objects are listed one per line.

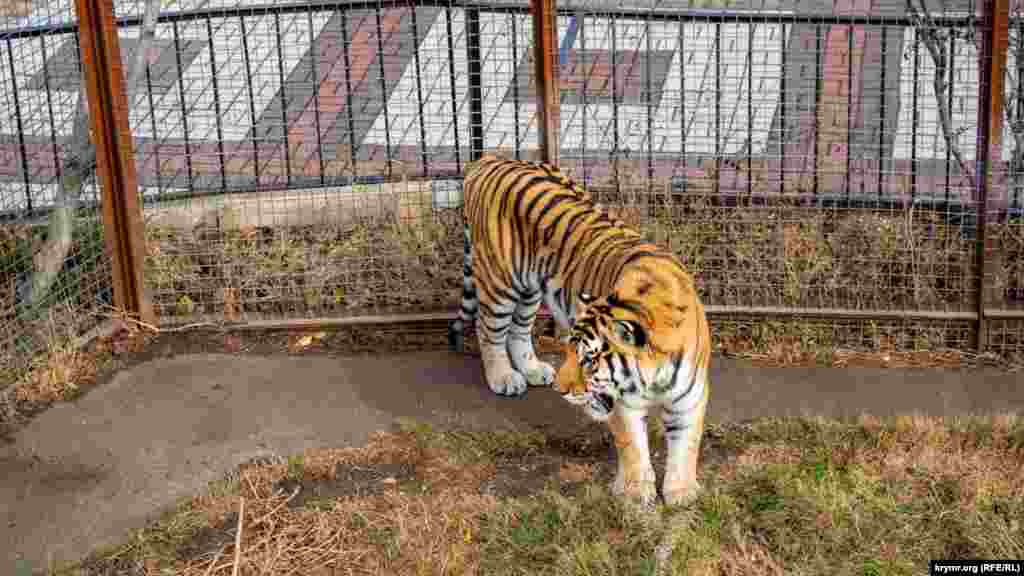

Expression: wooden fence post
xmin=975 ymin=0 xmax=1009 ymax=352
xmin=532 ymin=0 xmax=560 ymax=166
xmin=76 ymin=0 xmax=154 ymax=325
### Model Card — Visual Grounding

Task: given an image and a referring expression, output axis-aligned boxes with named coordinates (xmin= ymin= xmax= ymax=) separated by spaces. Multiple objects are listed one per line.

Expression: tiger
xmin=448 ymin=154 xmax=711 ymax=507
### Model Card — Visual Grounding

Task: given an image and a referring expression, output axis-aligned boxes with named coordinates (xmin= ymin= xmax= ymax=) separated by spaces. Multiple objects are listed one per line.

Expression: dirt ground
xmin=3 ymin=328 xmax=1024 ymax=574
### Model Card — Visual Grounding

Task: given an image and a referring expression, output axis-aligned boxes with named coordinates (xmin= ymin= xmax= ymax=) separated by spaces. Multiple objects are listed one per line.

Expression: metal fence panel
xmin=90 ymin=0 xmax=1024 ymax=357
xmin=1 ymin=0 xmax=1022 ymax=372
xmin=134 ymin=1 xmax=472 ymax=324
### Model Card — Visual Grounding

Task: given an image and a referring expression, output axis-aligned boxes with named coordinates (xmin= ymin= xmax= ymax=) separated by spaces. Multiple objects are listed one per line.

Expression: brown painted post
xmin=76 ymin=0 xmax=155 ymax=325
xmin=975 ymin=0 xmax=1009 ymax=351
xmin=532 ymin=0 xmax=560 ymax=166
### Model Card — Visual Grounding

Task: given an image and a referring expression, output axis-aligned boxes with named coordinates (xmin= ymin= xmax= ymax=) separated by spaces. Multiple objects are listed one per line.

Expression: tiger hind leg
xmin=476 ymin=304 xmax=529 ymax=396
xmin=507 ymin=292 xmax=556 ymax=387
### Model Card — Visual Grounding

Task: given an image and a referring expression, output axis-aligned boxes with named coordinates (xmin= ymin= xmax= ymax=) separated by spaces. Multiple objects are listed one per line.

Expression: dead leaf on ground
xmin=222 ymin=334 xmax=244 ymax=353
xmin=289 ymin=331 xmax=328 ymax=353
xmin=558 ymin=462 xmax=595 ymax=483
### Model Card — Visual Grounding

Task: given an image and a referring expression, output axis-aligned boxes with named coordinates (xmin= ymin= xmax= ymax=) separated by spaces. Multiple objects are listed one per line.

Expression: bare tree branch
xmin=21 ymin=0 xmax=162 ymax=307
xmin=905 ymin=0 xmax=976 ymax=189
xmin=1004 ymin=4 xmax=1024 ymax=198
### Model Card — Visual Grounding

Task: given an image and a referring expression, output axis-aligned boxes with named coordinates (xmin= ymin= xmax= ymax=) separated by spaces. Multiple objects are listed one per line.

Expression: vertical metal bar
xmin=511 ymin=12 xmax=522 ymax=160
xmin=748 ymin=23 xmax=754 ymax=199
xmin=410 ymin=6 xmax=428 ymax=173
xmin=779 ymin=23 xmax=786 ymax=196
xmin=274 ymin=12 xmax=292 ymax=185
xmin=340 ymin=10 xmax=357 ymax=174
xmin=645 ymin=17 xmax=654 ymax=189
xmin=813 ymin=24 xmax=821 ymax=198
xmin=308 ymin=7 xmax=325 ymax=186
xmin=974 ymin=0 xmax=1009 ymax=352
xmin=75 ymin=0 xmax=154 ymax=324
xmin=74 ymin=29 xmax=83 ymax=68
xmin=240 ymin=15 xmax=261 ymax=185
xmin=145 ymin=37 xmax=162 ymax=193
xmin=532 ymin=0 xmax=560 ymax=166
xmin=679 ymin=19 xmax=687 ymax=180
xmin=206 ymin=13 xmax=227 ymax=191
xmin=171 ymin=20 xmax=193 ymax=191
xmin=40 ymin=34 xmax=63 ymax=189
xmin=846 ymin=23 xmax=853 ymax=198
xmin=466 ymin=6 xmax=485 ymax=161
xmin=374 ymin=6 xmax=392 ymax=179
xmin=877 ymin=24 xmax=886 ymax=199
xmin=580 ymin=12 xmax=587 ymax=181
xmin=714 ymin=22 xmax=721 ymax=196
xmin=6 ymin=38 xmax=33 ymax=213
xmin=945 ymin=30 xmax=954 ymax=201
xmin=612 ymin=15 xmax=620 ymax=196
xmin=911 ymin=28 xmax=919 ymax=199
xmin=445 ymin=8 xmax=461 ymax=169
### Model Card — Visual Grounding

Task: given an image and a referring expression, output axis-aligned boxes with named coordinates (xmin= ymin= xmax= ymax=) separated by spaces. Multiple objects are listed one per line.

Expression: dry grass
xmin=8 ymin=305 xmax=97 ymax=404
xmin=144 ymin=205 xmax=463 ymax=320
xmin=0 ymin=302 xmax=149 ymax=436
xmin=62 ymin=413 xmax=1024 ymax=576
xmin=1 ymin=217 xmax=116 ymax=389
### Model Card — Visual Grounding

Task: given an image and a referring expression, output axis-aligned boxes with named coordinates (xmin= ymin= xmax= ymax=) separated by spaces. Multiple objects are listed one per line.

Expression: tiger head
xmin=554 ymin=256 xmax=698 ymax=422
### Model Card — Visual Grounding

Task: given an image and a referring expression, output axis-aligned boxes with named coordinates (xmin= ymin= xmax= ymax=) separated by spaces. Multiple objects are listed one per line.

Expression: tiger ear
xmin=555 ymin=342 xmax=588 ymax=396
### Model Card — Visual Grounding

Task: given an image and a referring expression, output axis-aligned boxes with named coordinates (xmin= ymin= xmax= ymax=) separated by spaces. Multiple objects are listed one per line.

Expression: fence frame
xmin=75 ymin=0 xmax=154 ymax=326
xmin=8 ymin=0 xmax=1019 ymax=352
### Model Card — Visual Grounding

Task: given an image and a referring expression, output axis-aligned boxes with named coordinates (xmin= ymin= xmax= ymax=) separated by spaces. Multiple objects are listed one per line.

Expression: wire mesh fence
xmin=542 ymin=0 xmax=1013 ymax=359
xmin=1 ymin=0 xmax=1022 ymax=387
xmin=134 ymin=0 xmax=469 ymax=324
xmin=0 ymin=0 xmax=117 ymax=387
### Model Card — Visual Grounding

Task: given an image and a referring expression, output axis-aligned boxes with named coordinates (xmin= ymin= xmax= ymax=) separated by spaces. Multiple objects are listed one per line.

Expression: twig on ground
xmin=201 ymin=545 xmax=227 ymax=576
xmin=243 ymin=471 xmax=261 ymax=500
xmin=232 ymin=497 xmax=245 ymax=576
xmin=253 ymin=484 xmax=302 ymax=526
xmin=100 ymin=304 xmax=218 ymax=333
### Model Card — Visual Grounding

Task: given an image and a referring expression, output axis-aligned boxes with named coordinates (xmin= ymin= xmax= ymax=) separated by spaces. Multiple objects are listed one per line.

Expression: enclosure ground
xmin=69 ymin=415 xmax=1024 ymax=576
xmin=3 ymin=332 xmax=1024 ymax=575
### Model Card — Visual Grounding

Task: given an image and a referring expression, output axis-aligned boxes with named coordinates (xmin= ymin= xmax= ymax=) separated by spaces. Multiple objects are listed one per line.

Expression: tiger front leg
xmin=661 ymin=385 xmax=709 ymax=507
xmin=607 ymin=404 xmax=657 ymax=507
xmin=507 ymin=294 xmax=556 ymax=388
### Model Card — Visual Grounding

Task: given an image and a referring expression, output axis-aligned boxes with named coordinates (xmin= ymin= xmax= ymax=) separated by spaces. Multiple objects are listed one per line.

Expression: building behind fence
xmin=1 ymin=0 xmax=1022 ymax=385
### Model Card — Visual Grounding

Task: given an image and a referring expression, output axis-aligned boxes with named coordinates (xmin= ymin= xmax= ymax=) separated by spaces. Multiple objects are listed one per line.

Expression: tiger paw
xmin=523 ymin=361 xmax=556 ymax=387
xmin=488 ymin=371 xmax=528 ymax=397
xmin=611 ymin=467 xmax=658 ymax=508
xmin=662 ymin=481 xmax=702 ymax=508
xmin=561 ymin=391 xmax=592 ymax=406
